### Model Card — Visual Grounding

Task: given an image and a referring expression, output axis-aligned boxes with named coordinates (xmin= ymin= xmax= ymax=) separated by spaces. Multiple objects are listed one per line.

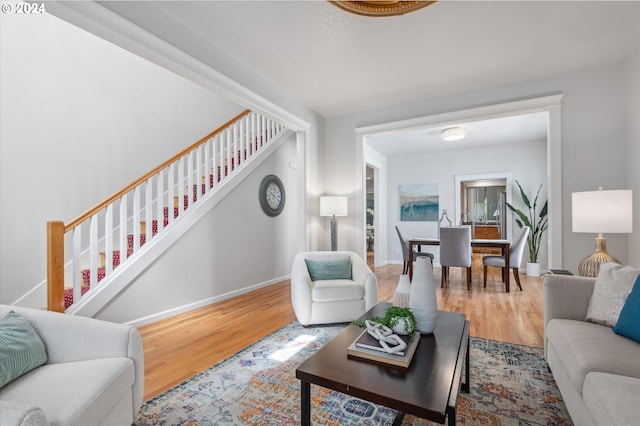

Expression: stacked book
xmin=347 ymin=329 xmax=420 ymax=369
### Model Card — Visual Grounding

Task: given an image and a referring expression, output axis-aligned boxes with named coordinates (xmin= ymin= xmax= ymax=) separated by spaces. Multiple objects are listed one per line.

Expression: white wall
xmin=0 ymin=11 xmax=244 ymax=305
xmin=387 ymin=141 xmax=547 ymax=268
xmin=95 ymin=135 xmax=298 ymax=324
xmin=627 ymin=37 xmax=640 ymax=265
xmin=325 ymin=60 xmax=633 ymax=273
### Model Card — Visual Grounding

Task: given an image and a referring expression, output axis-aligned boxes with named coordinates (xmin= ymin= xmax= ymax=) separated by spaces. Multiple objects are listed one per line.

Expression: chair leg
xmin=441 ymin=266 xmax=448 ymax=288
xmin=513 ymin=267 xmax=523 ymax=291
xmin=466 ymin=267 xmax=472 ymax=291
xmin=483 ymin=265 xmax=488 ymax=288
xmin=403 ymin=261 xmax=408 ymax=275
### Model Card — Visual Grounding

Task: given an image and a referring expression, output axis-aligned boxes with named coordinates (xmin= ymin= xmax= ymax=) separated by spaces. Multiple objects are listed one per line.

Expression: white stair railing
xmin=47 ymin=110 xmax=286 ymax=312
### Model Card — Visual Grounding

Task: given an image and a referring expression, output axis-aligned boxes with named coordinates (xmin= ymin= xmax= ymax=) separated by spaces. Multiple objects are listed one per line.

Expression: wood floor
xmin=138 ymin=254 xmax=544 ymax=401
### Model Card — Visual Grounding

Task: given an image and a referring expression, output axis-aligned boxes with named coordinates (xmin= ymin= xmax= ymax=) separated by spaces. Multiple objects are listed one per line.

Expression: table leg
xmin=463 ymin=333 xmax=470 ymax=393
xmin=408 ymin=241 xmax=414 ymax=280
xmin=447 ymin=406 xmax=456 ymax=426
xmin=504 ymin=247 xmax=510 ymax=292
xmin=392 ymin=411 xmax=406 ymax=426
xmin=301 ymin=380 xmax=310 ymax=426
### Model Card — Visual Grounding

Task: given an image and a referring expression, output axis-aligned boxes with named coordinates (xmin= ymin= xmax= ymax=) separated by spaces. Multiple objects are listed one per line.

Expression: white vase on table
xmin=409 ymin=256 xmax=438 ymax=334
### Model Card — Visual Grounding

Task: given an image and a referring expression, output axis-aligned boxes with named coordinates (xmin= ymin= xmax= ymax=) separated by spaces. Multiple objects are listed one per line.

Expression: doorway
xmin=359 ymin=94 xmax=563 ymax=270
xmin=366 ymin=166 xmax=375 ymax=265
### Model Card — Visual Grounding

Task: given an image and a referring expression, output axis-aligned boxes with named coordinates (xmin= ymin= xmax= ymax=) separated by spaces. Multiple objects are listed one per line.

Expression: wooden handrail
xmin=65 ymin=109 xmax=251 ymax=231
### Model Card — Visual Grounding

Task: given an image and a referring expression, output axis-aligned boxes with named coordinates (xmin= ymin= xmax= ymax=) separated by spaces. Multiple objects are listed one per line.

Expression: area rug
xmin=136 ymin=322 xmax=572 ymax=425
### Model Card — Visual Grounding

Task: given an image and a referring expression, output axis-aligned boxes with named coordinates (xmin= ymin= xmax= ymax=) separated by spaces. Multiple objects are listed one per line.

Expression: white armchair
xmin=0 ymin=305 xmax=144 ymax=426
xmin=290 ymin=251 xmax=378 ymax=326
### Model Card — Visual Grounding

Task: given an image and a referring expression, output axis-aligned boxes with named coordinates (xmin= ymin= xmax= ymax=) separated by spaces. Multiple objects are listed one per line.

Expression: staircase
xmin=48 ymin=110 xmax=290 ymax=314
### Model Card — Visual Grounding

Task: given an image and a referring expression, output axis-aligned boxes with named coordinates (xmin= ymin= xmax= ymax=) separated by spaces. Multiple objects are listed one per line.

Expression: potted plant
xmin=506 ymin=180 xmax=548 ymax=277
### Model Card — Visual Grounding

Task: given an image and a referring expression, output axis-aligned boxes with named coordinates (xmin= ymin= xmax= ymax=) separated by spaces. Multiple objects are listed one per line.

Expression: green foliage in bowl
xmin=354 ymin=306 xmax=417 ymax=334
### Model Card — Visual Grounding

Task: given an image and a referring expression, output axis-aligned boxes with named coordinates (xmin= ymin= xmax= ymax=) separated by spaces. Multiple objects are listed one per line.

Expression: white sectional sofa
xmin=543 ymin=273 xmax=640 ymax=426
xmin=0 ymin=305 xmax=144 ymax=426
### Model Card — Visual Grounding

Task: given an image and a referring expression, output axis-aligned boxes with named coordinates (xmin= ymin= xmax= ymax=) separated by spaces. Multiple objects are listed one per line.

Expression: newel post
xmin=47 ymin=221 xmax=65 ymax=312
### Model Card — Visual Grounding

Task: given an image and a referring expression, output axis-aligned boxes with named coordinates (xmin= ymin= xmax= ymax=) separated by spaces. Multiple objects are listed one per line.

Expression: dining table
xmin=408 ymin=237 xmax=513 ymax=292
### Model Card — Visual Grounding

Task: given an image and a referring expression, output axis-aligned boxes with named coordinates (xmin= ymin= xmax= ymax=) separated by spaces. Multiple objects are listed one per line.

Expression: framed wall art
xmin=399 ymin=183 xmax=439 ymax=221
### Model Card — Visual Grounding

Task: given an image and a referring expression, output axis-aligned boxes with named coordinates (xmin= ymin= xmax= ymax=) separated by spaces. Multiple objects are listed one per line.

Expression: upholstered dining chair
xmin=483 ymin=227 xmax=530 ymax=291
xmin=439 ymin=226 xmax=473 ymax=290
xmin=396 ymin=226 xmax=434 ymax=274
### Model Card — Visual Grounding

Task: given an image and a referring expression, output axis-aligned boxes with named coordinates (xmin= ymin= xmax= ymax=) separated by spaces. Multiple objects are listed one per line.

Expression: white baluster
xmin=120 ymin=194 xmax=128 ymax=263
xmin=145 ymin=178 xmax=153 ymax=242
xmin=133 ymin=186 xmax=141 ymax=250
xmin=72 ymin=225 xmax=82 ymax=307
xmin=168 ymin=163 xmax=175 ymax=225
xmin=233 ymin=122 xmax=238 ymax=170
xmin=225 ymin=128 xmax=231 ymax=179
xmin=196 ymin=145 xmax=203 ymax=198
xmin=105 ymin=204 xmax=113 ymax=275
xmin=204 ymin=137 xmax=211 ymax=192
xmin=187 ymin=150 xmax=194 ymax=207
xmin=89 ymin=214 xmax=98 ymax=290
xmin=156 ymin=170 xmax=165 ymax=233
xmin=178 ymin=157 xmax=185 ymax=213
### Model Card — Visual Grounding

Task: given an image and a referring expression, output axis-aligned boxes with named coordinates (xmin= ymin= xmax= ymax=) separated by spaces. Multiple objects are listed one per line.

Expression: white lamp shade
xmin=320 ymin=196 xmax=348 ymax=217
xmin=572 ymin=189 xmax=633 ymax=233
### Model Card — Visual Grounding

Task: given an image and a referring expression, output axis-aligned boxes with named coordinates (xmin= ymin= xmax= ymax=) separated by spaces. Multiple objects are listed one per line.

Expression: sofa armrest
xmin=290 ymin=253 xmax=314 ymax=325
xmin=543 ymin=274 xmax=595 ymax=329
xmin=0 ymin=400 xmax=49 ymax=426
xmin=0 ymin=305 xmax=144 ymax=415
xmin=350 ymin=254 xmax=379 ymax=310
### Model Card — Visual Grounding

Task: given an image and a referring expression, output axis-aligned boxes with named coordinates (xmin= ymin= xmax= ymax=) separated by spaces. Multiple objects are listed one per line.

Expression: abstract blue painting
xmin=399 ymin=183 xmax=439 ymax=221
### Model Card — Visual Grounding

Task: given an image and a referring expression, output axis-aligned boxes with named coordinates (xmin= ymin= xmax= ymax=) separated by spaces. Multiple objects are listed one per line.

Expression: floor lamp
xmin=572 ymin=188 xmax=633 ymax=277
xmin=320 ymin=196 xmax=348 ymax=251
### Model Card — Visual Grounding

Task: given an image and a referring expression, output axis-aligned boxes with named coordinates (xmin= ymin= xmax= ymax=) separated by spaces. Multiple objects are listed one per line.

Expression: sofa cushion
xmin=613 ymin=277 xmax=640 ymax=343
xmin=312 ymin=279 xmax=364 ymax=302
xmin=584 ymin=373 xmax=640 ymax=426
xmin=586 ymin=263 xmax=639 ymax=327
xmin=0 ymin=311 xmax=48 ymax=388
xmin=305 ymin=257 xmax=352 ymax=281
xmin=0 ymin=357 xmax=134 ymax=426
xmin=545 ymin=319 xmax=640 ymax=393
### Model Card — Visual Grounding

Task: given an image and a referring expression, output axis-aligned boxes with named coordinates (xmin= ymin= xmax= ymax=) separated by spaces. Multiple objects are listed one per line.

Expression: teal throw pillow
xmin=305 ymin=257 xmax=352 ymax=281
xmin=613 ymin=276 xmax=640 ymax=343
xmin=0 ymin=311 xmax=48 ymax=388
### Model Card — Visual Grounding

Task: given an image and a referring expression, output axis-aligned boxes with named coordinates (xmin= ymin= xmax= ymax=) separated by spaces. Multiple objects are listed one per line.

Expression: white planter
xmin=409 ymin=257 xmax=438 ymax=334
xmin=527 ymin=262 xmax=541 ymax=277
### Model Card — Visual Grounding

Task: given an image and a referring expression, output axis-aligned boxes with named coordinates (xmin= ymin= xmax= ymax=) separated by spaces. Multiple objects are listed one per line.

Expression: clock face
xmin=259 ymin=175 xmax=286 ymax=216
xmin=266 ymin=182 xmax=282 ymax=209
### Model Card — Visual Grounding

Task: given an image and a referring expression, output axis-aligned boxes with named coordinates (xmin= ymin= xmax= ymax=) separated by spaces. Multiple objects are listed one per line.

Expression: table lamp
xmin=320 ymin=196 xmax=348 ymax=251
xmin=572 ymin=188 xmax=633 ymax=277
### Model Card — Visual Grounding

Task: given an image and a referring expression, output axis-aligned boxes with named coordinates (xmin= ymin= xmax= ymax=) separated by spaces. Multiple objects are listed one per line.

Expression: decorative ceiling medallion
xmin=329 ymin=1 xmax=437 ymax=17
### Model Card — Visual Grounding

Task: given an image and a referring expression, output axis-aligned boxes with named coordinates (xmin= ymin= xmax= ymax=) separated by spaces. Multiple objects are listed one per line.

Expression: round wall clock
xmin=259 ymin=174 xmax=286 ymax=217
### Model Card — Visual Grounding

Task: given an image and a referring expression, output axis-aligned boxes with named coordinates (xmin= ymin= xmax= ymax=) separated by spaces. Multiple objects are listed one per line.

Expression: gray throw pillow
xmin=585 ymin=263 xmax=640 ymax=327
xmin=0 ymin=311 xmax=48 ymax=388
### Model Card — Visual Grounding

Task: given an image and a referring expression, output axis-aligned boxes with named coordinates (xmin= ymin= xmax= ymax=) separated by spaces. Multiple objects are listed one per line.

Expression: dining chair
xmin=483 ymin=227 xmax=530 ymax=291
xmin=396 ymin=226 xmax=434 ymax=274
xmin=439 ymin=226 xmax=473 ymax=290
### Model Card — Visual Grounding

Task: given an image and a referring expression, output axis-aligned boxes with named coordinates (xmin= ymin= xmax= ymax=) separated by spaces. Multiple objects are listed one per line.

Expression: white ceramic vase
xmin=527 ymin=262 xmax=541 ymax=277
xmin=393 ymin=274 xmax=411 ymax=308
xmin=409 ymin=257 xmax=438 ymax=334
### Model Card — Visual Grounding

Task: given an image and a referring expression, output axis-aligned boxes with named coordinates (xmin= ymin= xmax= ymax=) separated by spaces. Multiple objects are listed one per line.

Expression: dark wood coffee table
xmin=296 ymin=302 xmax=470 ymax=425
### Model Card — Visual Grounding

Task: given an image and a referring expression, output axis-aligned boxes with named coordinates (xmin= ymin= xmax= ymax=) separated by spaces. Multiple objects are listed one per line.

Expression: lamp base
xmin=330 ymin=216 xmax=337 ymax=251
xmin=578 ymin=236 xmax=621 ymax=277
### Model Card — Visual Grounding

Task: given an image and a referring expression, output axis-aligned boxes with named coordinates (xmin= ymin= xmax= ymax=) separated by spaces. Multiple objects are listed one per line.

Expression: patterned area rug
xmin=137 ymin=322 xmax=572 ymax=425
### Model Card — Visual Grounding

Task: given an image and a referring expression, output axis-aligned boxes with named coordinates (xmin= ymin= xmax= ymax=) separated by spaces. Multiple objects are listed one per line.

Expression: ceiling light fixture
xmin=441 ymin=127 xmax=467 ymax=141
xmin=328 ymin=1 xmax=436 ymax=17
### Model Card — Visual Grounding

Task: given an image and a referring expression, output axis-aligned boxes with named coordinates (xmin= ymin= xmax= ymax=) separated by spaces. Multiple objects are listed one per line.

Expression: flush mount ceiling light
xmin=441 ymin=127 xmax=467 ymax=141
xmin=329 ymin=1 xmax=436 ymax=17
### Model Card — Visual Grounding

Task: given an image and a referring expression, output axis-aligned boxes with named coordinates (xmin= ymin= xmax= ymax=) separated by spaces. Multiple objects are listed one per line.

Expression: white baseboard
xmin=124 ymin=275 xmax=289 ymax=328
